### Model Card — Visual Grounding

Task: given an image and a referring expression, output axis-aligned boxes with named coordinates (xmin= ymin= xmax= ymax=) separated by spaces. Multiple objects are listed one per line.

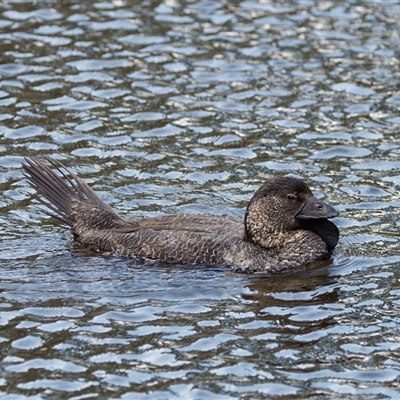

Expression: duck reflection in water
xmin=22 ymin=157 xmax=339 ymax=275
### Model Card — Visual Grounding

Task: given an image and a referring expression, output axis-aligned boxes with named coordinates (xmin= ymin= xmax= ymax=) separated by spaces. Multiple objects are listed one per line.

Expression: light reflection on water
xmin=1 ymin=1 xmax=400 ymax=399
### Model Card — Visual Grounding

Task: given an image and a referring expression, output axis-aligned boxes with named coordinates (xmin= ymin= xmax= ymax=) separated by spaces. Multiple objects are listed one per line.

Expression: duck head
xmin=244 ymin=176 xmax=339 ymax=251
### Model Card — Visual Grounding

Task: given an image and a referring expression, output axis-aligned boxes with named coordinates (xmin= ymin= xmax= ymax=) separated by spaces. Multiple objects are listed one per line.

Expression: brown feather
xmin=23 ymin=157 xmax=339 ymax=274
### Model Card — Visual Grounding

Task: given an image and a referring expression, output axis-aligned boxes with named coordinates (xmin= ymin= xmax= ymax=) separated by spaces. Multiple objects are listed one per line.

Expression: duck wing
xmin=71 ymin=214 xmax=240 ymax=265
xmin=114 ymin=214 xmax=242 ymax=234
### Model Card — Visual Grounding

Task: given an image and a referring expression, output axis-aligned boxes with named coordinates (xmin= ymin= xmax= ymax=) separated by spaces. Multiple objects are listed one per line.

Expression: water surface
xmin=1 ymin=1 xmax=400 ymax=399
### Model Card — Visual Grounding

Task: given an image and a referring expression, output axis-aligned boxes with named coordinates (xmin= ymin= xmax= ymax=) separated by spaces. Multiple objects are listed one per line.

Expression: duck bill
xmin=296 ymin=196 xmax=339 ymax=220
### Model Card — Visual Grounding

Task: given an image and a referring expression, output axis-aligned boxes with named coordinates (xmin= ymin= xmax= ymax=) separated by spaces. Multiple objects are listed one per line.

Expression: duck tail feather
xmin=23 ymin=157 xmax=103 ymax=227
xmin=45 ymin=157 xmax=103 ymax=207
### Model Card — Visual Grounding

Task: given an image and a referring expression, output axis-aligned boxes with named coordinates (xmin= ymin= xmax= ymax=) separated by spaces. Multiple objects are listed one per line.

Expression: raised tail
xmin=22 ymin=157 xmax=120 ymax=229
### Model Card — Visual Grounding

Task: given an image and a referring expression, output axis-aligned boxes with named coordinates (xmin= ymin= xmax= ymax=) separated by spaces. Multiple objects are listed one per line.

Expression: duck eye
xmin=287 ymin=194 xmax=296 ymax=200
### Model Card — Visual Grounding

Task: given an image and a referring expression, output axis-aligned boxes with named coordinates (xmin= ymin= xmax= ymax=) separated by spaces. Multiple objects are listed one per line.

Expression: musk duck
xmin=22 ymin=157 xmax=339 ymax=274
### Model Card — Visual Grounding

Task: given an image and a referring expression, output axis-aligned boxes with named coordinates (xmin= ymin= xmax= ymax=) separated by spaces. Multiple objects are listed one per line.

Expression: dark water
xmin=1 ymin=1 xmax=400 ymax=399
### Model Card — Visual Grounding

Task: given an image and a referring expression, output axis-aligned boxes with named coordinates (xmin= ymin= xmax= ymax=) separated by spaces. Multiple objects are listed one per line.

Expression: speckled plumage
xmin=23 ymin=157 xmax=339 ymax=274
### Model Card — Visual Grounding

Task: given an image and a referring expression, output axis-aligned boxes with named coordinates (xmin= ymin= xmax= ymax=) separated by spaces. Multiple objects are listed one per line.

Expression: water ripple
xmin=0 ymin=1 xmax=400 ymax=399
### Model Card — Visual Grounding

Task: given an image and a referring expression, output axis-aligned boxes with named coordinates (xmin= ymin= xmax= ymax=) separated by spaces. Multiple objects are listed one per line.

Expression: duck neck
xmin=244 ymin=210 xmax=285 ymax=249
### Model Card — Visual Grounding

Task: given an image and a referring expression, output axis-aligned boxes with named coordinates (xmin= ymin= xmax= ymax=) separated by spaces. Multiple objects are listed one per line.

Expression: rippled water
xmin=1 ymin=1 xmax=400 ymax=399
